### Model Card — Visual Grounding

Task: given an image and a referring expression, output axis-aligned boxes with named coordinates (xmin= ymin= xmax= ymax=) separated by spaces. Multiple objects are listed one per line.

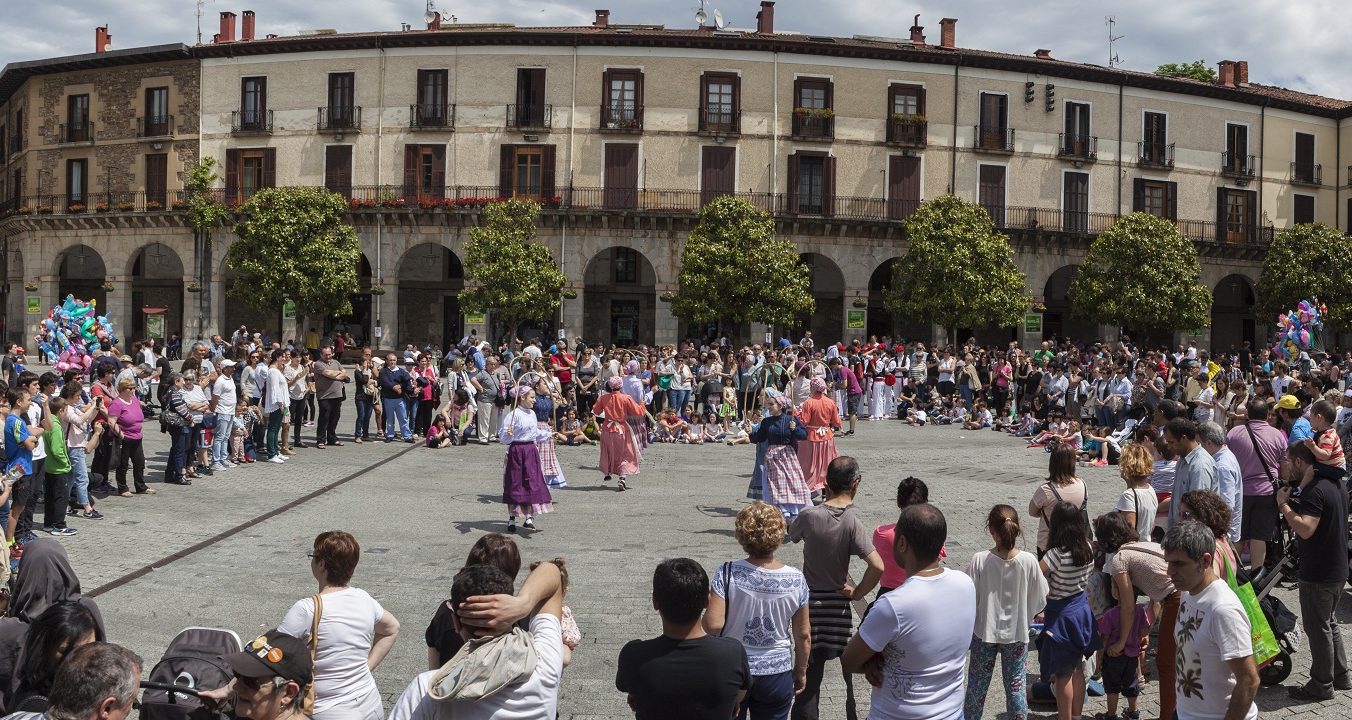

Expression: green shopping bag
xmin=1220 ymin=546 xmax=1281 ymax=667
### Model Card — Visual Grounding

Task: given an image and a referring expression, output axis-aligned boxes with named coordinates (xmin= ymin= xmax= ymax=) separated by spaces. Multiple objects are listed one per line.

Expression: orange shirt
xmin=796 ymin=395 xmax=839 ymax=442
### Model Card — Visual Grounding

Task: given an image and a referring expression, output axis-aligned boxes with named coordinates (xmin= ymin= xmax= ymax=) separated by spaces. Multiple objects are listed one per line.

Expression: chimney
xmin=1236 ymin=60 xmax=1249 ymax=85
xmin=1034 ymin=48 xmax=1052 ymax=59
xmin=217 ymin=11 xmax=236 ymax=43
xmin=241 ymin=10 xmax=255 ymax=41
xmin=756 ymin=1 xmax=775 ymax=34
xmin=426 ymin=11 xmax=441 ymax=30
xmin=1218 ymin=60 xmax=1236 ymax=87
xmin=593 ymin=9 xmax=609 ymax=29
xmin=939 ymin=18 xmax=957 ymax=49
xmin=908 ymin=14 xmax=925 ymax=45
xmin=95 ymin=25 xmax=112 ymax=53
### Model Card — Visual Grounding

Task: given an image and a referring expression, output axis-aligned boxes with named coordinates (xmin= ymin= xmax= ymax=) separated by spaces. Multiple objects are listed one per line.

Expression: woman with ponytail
xmin=963 ymin=505 xmax=1048 ymax=720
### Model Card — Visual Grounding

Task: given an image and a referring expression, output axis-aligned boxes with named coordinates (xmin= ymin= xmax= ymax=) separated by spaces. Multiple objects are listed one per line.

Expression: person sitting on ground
xmin=963 ymin=401 xmax=993 ymax=431
xmin=655 ymin=408 xmax=686 ymax=443
xmin=553 ymin=407 xmax=591 ymax=446
xmin=425 ymin=416 xmax=453 ymax=449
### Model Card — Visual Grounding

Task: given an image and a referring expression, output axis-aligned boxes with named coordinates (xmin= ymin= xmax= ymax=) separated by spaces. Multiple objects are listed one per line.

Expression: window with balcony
xmin=225 ymin=147 xmax=276 ymax=203
xmin=403 ymin=144 xmax=446 ymax=200
xmin=413 ymin=69 xmax=450 ymax=129
xmin=509 ymin=69 xmax=550 ymax=130
xmin=66 ymin=158 xmax=87 ymax=205
xmin=788 ymin=152 xmax=835 ymax=215
xmin=1140 ymin=112 xmax=1172 ymax=168
xmin=1294 ymin=194 xmax=1315 ymax=224
xmin=1133 ymin=178 xmax=1177 ymax=220
xmin=978 ymin=164 xmax=1006 ymax=226
xmin=1060 ymin=102 xmax=1094 ymax=161
xmin=792 ymin=78 xmax=833 ymax=140
xmin=1217 ymin=188 xmax=1256 ymax=243
xmin=145 ymin=153 xmax=167 ymax=206
xmin=1223 ymin=123 xmax=1252 ymax=178
xmin=65 ymin=95 xmax=91 ymax=143
xmin=601 ymin=69 xmax=643 ymax=131
xmin=498 ymin=144 xmax=557 ymax=199
xmin=325 ymin=145 xmax=353 ymax=197
xmin=1293 ymin=132 xmax=1319 ymax=185
xmin=700 ymin=73 xmax=740 ymax=134
xmin=976 ymin=93 xmax=1011 ymax=152
xmin=886 ymin=84 xmax=926 ymax=146
xmin=143 ymin=87 xmax=170 ymax=137
xmin=237 ymin=77 xmax=269 ymax=132
xmin=321 ymin=72 xmax=358 ymax=131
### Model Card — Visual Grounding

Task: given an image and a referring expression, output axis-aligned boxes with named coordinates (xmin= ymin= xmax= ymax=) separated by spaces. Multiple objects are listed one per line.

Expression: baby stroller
xmin=1251 ymin=527 xmax=1301 ymax=686
xmin=140 ymin=627 xmax=242 ymax=720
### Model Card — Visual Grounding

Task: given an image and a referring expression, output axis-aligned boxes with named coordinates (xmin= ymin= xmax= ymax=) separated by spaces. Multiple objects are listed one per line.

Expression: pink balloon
xmin=82 ymin=355 xmax=92 ymax=368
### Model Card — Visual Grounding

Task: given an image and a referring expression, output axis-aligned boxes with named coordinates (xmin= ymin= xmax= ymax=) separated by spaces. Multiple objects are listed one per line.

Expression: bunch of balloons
xmin=1271 ymin=298 xmax=1324 ymax=361
xmin=36 ymin=295 xmax=118 ymax=373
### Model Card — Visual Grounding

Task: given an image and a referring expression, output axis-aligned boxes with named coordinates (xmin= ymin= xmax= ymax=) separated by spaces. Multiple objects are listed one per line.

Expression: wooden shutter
xmin=431 ymin=145 xmax=446 ymax=199
xmin=700 ymin=146 xmax=735 ymax=205
xmin=145 ymin=154 xmax=168 ymax=205
xmin=528 ymin=69 xmax=546 ymax=113
xmin=498 ymin=145 xmax=514 ymax=198
xmin=1165 ymin=181 xmax=1178 ymax=221
xmin=1295 ymin=133 xmax=1314 ymax=166
xmin=325 ymin=145 xmax=353 ymax=197
xmin=541 ymin=144 xmax=557 ymax=199
xmin=604 ymin=143 xmax=638 ymax=209
xmin=1132 ymin=178 xmax=1145 ymax=213
xmin=1245 ymin=190 xmax=1256 ymax=236
xmin=261 ymin=148 xmax=276 ymax=188
xmin=404 ymin=145 xmax=419 ymax=200
xmin=1216 ymin=187 xmax=1228 ymax=235
xmin=1063 ymin=171 xmax=1088 ymax=233
xmin=792 ymin=77 xmax=804 ymax=109
xmin=225 ymin=149 xmax=240 ymax=200
xmin=787 ymin=153 xmax=800 ymax=214
xmin=888 ymin=155 xmax=920 ymax=219
xmin=822 ymin=155 xmax=836 ymax=217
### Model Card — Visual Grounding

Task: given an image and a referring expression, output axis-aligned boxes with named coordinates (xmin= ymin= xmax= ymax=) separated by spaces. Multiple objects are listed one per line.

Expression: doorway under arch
xmin=129 ymin=243 xmax=185 ymax=341
xmin=397 ymin=243 xmax=464 ymax=352
xmin=584 ymin=246 xmax=656 ymax=347
xmin=1211 ymin=274 xmax=1256 ymax=354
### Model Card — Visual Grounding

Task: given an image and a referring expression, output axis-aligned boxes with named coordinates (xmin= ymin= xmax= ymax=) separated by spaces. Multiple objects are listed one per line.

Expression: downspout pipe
xmin=949 ymin=56 xmax=959 ymax=194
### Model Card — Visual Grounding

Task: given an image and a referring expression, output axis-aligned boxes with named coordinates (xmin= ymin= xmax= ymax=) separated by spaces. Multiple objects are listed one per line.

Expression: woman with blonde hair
xmin=1114 ymin=443 xmax=1159 ymax=542
xmin=704 ymin=501 xmax=810 ymax=720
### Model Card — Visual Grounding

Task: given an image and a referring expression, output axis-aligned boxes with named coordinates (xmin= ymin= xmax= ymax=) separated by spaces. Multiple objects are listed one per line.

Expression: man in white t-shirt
xmin=388 ymin=561 xmax=565 ymax=720
xmin=1163 ymin=521 xmax=1259 ymax=720
xmin=842 ymin=503 xmax=975 ymax=720
xmin=210 ymin=359 xmax=238 ymax=471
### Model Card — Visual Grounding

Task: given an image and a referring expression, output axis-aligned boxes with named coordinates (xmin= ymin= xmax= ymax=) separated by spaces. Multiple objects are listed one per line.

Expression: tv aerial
xmin=425 ymin=0 xmax=455 ymax=26
xmin=714 ymin=9 xmax=725 ymax=29
xmin=1105 ymin=16 xmax=1124 ymax=68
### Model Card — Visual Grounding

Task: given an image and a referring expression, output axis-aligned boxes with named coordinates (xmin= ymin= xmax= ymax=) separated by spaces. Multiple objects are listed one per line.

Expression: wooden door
xmin=978 ymin=165 xmax=1006 ymax=227
xmin=325 ymin=145 xmax=353 ymax=198
xmin=700 ymin=146 xmax=735 ymax=207
xmin=1062 ymin=171 xmax=1088 ymax=233
xmin=145 ymin=153 xmax=168 ymax=206
xmin=603 ymin=143 xmax=638 ymax=209
xmin=887 ymin=156 xmax=920 ymax=219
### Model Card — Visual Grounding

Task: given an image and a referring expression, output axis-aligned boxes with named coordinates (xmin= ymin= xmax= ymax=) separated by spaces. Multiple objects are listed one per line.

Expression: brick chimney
xmin=241 ymin=10 xmax=255 ymax=41
xmin=1034 ymin=48 xmax=1052 ymax=59
xmin=939 ymin=18 xmax=957 ymax=49
xmin=756 ymin=1 xmax=775 ymax=34
xmin=217 ymin=11 xmax=236 ymax=43
xmin=1236 ymin=60 xmax=1249 ymax=85
xmin=909 ymin=15 xmax=925 ymax=45
xmin=1218 ymin=60 xmax=1236 ymax=87
xmin=593 ymin=9 xmax=609 ymax=29
xmin=95 ymin=25 xmax=112 ymax=53
xmin=426 ymin=11 xmax=441 ymax=30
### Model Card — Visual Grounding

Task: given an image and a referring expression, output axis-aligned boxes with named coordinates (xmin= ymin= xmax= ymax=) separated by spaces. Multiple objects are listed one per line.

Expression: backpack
xmin=1044 ymin=481 xmax=1092 ymax=539
xmin=140 ymin=628 xmax=242 ymax=720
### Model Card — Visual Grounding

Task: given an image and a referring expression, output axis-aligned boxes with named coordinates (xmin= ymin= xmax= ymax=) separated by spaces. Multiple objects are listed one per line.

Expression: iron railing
xmin=138 ymin=115 xmax=174 ymax=138
xmin=231 ymin=109 xmax=274 ymax=134
xmin=1290 ymin=161 xmax=1322 ymax=186
xmin=1221 ymin=151 xmax=1255 ymax=178
xmin=317 ymin=106 xmax=362 ymax=132
xmin=409 ymin=103 xmax=455 ymax=130
xmin=791 ymin=112 xmax=834 ymax=140
xmin=886 ymin=118 xmax=927 ymax=147
xmin=600 ymin=102 xmax=643 ymax=132
xmin=1138 ymin=141 xmax=1175 ymax=168
xmin=58 ymin=122 xmax=95 ymax=144
xmin=506 ymin=104 xmax=552 ymax=131
xmin=974 ymin=125 xmax=1015 ymax=152
xmin=1057 ymin=133 xmax=1097 ymax=161
xmin=698 ymin=106 xmax=740 ymax=134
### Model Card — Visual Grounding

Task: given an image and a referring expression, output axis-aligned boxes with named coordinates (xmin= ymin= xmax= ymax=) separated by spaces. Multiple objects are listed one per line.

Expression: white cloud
xmin=2 ymin=0 xmax=1347 ymax=99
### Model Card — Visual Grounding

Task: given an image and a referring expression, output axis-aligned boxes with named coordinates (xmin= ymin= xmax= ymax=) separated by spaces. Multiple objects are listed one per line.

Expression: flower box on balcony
xmin=171 ymin=200 xmax=188 ymax=211
xmin=94 ymin=203 xmax=111 ymax=213
xmin=144 ymin=201 xmax=163 ymax=211
xmin=348 ymin=198 xmax=377 ymax=210
xmin=380 ymin=198 xmax=407 ymax=209
xmin=116 ymin=202 xmax=135 ymax=212
xmin=16 ymin=206 xmax=32 ymax=216
xmin=67 ymin=204 xmax=86 ymax=214
xmin=35 ymin=205 xmax=53 ymax=215
xmin=794 ymin=107 xmax=835 ymax=119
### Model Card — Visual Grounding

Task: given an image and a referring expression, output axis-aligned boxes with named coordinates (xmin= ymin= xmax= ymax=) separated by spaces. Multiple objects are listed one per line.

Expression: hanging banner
xmin=143 ymin=307 xmax=168 ymax=340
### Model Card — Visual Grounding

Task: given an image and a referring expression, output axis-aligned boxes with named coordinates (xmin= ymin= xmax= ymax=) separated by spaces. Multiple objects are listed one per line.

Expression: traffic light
xmin=1024 ymin=81 xmax=1035 ymax=104
xmin=1045 ymin=83 xmax=1055 ymax=112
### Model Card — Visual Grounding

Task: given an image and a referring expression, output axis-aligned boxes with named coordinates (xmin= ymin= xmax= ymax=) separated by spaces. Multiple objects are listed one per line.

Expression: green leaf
xmin=1257 ymin=222 xmax=1352 ymax=333
xmin=459 ymin=200 xmax=569 ymax=336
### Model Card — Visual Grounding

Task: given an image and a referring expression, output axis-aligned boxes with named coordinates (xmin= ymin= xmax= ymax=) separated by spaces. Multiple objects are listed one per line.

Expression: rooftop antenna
xmin=694 ymin=0 xmax=707 ymax=27
xmin=1106 ymin=16 xmax=1124 ymax=68
xmin=714 ymin=9 xmax=725 ymax=29
xmin=195 ymin=0 xmax=215 ymax=45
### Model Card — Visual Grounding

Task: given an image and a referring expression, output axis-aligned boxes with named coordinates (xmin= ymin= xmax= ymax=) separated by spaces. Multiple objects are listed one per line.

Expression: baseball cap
xmin=219 ymin=359 xmax=237 ymax=368
xmin=223 ymin=629 xmax=312 ymax=685
xmin=1344 ymin=389 xmax=1352 ymax=398
xmin=404 ymin=357 xmax=416 ymax=364
xmin=1275 ymin=394 xmax=1301 ymax=411
xmin=119 ymin=355 xmax=133 ymax=363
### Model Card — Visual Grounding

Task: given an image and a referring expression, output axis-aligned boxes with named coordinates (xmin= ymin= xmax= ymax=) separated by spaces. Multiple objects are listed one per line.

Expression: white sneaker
xmin=223 ymin=461 xmax=238 ymax=468
xmin=210 ymin=463 xmax=227 ymax=472
xmin=268 ymin=456 xmax=286 ymax=464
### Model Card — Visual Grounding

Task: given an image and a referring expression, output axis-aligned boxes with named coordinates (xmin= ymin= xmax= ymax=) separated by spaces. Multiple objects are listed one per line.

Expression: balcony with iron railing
xmin=317 ymin=106 xmax=362 ymax=133
xmin=137 ymin=115 xmax=174 ymax=138
xmin=1290 ymin=161 xmax=1322 ymax=186
xmin=1221 ymin=151 xmax=1255 ymax=180
xmin=506 ymin=104 xmax=552 ymax=131
xmin=886 ymin=116 xmax=927 ymax=147
xmin=409 ymin=103 xmax=455 ymax=130
xmin=1057 ymin=133 xmax=1097 ymax=162
xmin=791 ymin=109 xmax=834 ymax=140
xmin=698 ymin=106 xmax=740 ymax=135
xmin=600 ymin=102 xmax=643 ymax=132
xmin=57 ymin=122 xmax=94 ymax=144
xmin=1138 ymin=141 xmax=1175 ymax=169
xmin=232 ymin=109 xmax=274 ymax=135
xmin=973 ymin=125 xmax=1015 ymax=153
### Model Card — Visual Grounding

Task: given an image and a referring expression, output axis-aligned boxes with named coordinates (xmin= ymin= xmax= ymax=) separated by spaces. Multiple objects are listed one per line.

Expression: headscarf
xmin=606 ymin=376 xmax=623 ymax=392
xmin=764 ymin=387 xmax=787 ymax=412
xmin=810 ymin=377 xmax=828 ymax=395
xmin=624 ymin=360 xmax=639 ymax=375
xmin=509 ymin=384 xmax=531 ymax=400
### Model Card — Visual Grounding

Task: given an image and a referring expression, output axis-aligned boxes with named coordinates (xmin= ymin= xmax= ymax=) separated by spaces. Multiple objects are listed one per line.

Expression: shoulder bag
xmin=303 ymin=593 xmax=323 ymax=715
xmin=1243 ymin=421 xmax=1277 ymax=490
xmin=719 ymin=561 xmax=734 ymax=637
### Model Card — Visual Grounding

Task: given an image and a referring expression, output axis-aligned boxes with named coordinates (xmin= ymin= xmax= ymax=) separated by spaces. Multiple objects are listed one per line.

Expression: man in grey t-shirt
xmin=471 ymin=355 xmax=503 ymax=445
xmin=311 ymin=346 xmax=349 ymax=447
xmin=1165 ymin=417 xmax=1218 ymax=529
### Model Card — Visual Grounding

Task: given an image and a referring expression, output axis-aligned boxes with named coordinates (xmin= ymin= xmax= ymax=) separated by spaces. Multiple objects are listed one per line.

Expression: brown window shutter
xmin=823 ymin=155 xmax=836 ymax=217
xmin=262 ymin=148 xmax=276 ymax=189
xmin=431 ymin=145 xmax=446 ymax=198
xmin=1166 ymin=181 xmax=1178 ymax=221
xmin=225 ymin=149 xmax=240 ymax=199
xmin=259 ymin=78 xmax=268 ymax=113
xmin=1245 ymin=190 xmax=1256 ymax=233
xmin=403 ymin=145 xmax=419 ymax=200
xmin=541 ymin=145 xmax=557 ymax=199
xmin=1216 ymin=187 xmax=1227 ymax=232
xmin=825 ymin=81 xmax=834 ymax=110
xmin=530 ymin=69 xmax=546 ymax=112
xmin=498 ymin=145 xmax=514 ymax=198
xmin=787 ymin=153 xmax=800 ymax=214
xmin=1131 ymin=178 xmax=1144 ymax=213
xmin=793 ymin=77 xmax=803 ymax=108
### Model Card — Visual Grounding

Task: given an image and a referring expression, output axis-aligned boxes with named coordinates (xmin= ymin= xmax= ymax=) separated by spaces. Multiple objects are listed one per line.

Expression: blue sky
xmin=2 ymin=0 xmax=1346 ymax=100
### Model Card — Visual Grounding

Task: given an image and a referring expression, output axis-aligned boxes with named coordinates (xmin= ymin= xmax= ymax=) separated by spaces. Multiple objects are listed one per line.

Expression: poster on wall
xmin=143 ymin=307 xmax=168 ymax=340
xmin=1024 ymin=314 xmax=1044 ymax=334
xmin=846 ymin=310 xmax=867 ymax=330
xmin=464 ymin=312 xmax=486 ymax=325
xmin=282 ymin=299 xmax=297 ymax=321
xmin=25 ymin=297 xmax=40 ymax=314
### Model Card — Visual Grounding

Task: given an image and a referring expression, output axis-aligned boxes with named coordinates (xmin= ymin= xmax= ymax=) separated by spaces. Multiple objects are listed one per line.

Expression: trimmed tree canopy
xmin=1155 ymin=60 xmax=1217 ymax=83
xmin=885 ymin=195 xmax=1030 ymax=333
xmin=1068 ymin=212 xmax=1211 ymax=332
xmin=459 ymin=200 xmax=568 ymax=337
xmin=671 ymin=195 xmax=814 ymax=328
xmin=226 ymin=187 xmax=360 ymax=317
xmin=1257 ymin=222 xmax=1352 ymax=332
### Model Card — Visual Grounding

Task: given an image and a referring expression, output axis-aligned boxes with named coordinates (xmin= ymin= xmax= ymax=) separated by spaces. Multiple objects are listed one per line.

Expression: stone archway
xmin=397 ymin=243 xmax=464 ymax=352
xmin=56 ymin=244 xmax=108 ymax=310
xmin=1211 ymin=274 xmax=1256 ymax=354
xmin=1042 ymin=265 xmax=1097 ymax=342
xmin=325 ymin=254 xmax=374 ymax=346
xmin=129 ymin=243 xmax=185 ymax=341
xmin=795 ymin=253 xmax=845 ymax=344
xmin=584 ymin=246 xmax=657 ymax=347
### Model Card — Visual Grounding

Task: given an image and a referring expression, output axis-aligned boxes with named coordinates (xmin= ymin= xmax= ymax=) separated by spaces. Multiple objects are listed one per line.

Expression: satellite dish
xmin=694 ymin=8 xmax=707 ymax=25
xmin=424 ymin=10 xmax=437 ymax=23
xmin=714 ymin=9 xmax=725 ymax=29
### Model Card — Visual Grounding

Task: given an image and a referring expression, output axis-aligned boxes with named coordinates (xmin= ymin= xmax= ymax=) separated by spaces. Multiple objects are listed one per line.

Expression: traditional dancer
xmin=532 ymin=378 xmax=567 ymax=488
xmin=500 ymin=386 xmax=553 ymax=532
xmin=620 ymin=360 xmax=651 ymax=451
xmin=593 ymin=376 xmax=645 ymax=491
xmin=797 ymin=377 xmax=841 ymax=500
xmin=749 ymin=388 xmax=810 ymax=518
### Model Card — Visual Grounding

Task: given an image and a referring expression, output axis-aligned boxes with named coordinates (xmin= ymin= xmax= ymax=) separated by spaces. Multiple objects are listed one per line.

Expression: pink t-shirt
xmin=872 ymin=524 xmax=948 ymax=589
xmin=105 ymin=397 xmax=144 ymax=440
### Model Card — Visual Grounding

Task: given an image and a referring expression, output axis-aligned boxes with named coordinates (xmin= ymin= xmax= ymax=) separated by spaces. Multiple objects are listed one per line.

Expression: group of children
xmin=999 ymin=409 xmax=1132 ymax=468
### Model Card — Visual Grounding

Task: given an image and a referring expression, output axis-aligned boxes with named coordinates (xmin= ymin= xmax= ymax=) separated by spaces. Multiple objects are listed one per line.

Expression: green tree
xmin=225 ymin=187 xmax=361 ymax=328
xmin=1155 ymin=60 xmax=1218 ymax=83
xmin=1068 ymin=212 xmax=1211 ymax=334
xmin=1257 ymin=222 xmax=1352 ymax=332
xmin=671 ymin=196 xmax=813 ymax=335
xmin=459 ymin=200 xmax=568 ymax=341
xmin=885 ymin=195 xmax=1030 ymax=340
xmin=184 ymin=158 xmax=229 ymax=339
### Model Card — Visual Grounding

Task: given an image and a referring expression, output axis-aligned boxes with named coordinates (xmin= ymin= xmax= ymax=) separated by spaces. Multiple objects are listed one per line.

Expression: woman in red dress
xmin=593 ymin=376 xmax=645 ymax=491
xmin=796 ymin=376 xmax=840 ymax=497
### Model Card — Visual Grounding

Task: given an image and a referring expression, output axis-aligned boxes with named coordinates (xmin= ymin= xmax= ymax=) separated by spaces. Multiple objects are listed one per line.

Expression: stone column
xmin=561 ymin=289 xmax=585 ymax=345
xmin=35 ymin=276 xmax=59 ymax=355
xmin=374 ymin=281 xmax=397 ymax=351
xmin=654 ymin=299 xmax=679 ymax=346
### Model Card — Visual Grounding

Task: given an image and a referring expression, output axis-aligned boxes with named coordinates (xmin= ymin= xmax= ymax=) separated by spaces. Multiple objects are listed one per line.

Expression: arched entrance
xmin=326 ymin=254 xmax=374 ymax=347
xmin=129 ymin=243 xmax=185 ymax=341
xmin=398 ymin=243 xmax=464 ymax=352
xmin=584 ymin=247 xmax=656 ymax=347
xmin=221 ymin=260 xmax=281 ymax=343
xmin=1211 ymin=274 xmax=1256 ymax=354
xmin=867 ymin=259 xmax=897 ymax=340
xmin=57 ymin=244 xmax=107 ymax=310
xmin=3 ymin=248 xmax=22 ymax=346
xmin=1042 ymin=265 xmax=1097 ymax=342
xmin=795 ymin=253 xmax=844 ymax=344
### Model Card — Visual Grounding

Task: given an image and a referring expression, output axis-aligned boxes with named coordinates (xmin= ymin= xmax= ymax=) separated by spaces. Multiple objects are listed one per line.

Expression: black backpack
xmin=140 ymin=628 xmax=242 ymax=720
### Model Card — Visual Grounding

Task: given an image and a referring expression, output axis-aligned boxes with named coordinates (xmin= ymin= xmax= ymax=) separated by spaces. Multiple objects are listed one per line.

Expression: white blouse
xmin=500 ymin=406 xmax=546 ymax=444
xmin=965 ymin=549 xmax=1048 ymax=644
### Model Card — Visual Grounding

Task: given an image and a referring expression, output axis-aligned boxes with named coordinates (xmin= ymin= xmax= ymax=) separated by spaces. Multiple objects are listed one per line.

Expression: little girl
xmin=230 ymin=403 xmax=253 ymax=464
xmin=532 ymin=558 xmax=581 ymax=667
xmin=426 ymin=416 xmax=453 ymax=448
xmin=685 ymin=417 xmax=705 ymax=444
xmin=718 ymin=386 xmax=738 ymax=432
xmin=702 ymin=411 xmax=725 ymax=443
xmin=554 ymin=408 xmax=591 ymax=446
xmin=964 ymin=401 xmax=993 ymax=430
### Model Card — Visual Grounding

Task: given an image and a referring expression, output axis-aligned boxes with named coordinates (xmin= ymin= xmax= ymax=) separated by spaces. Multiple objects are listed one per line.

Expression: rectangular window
xmin=700 ymin=146 xmax=736 ymax=206
xmin=241 ymin=77 xmax=267 ymax=128
xmin=603 ymin=143 xmax=639 ymax=209
xmin=416 ymin=70 xmax=449 ymax=126
xmin=701 ymin=73 xmax=739 ymax=132
xmin=66 ymin=94 xmax=90 ymax=142
xmin=887 ymin=156 xmax=921 ymax=220
xmin=798 ymin=156 xmax=825 ymax=214
xmin=225 ymin=148 xmax=276 ymax=203
xmin=66 ymin=158 xmax=87 ymax=204
xmin=792 ymin=78 xmax=833 ymax=139
xmin=1063 ymin=102 xmax=1091 ymax=156
xmin=978 ymin=164 xmax=1006 ymax=226
xmin=613 ymin=247 xmax=639 ymax=284
xmin=145 ymin=153 xmax=168 ymax=206
xmin=1225 ymin=123 xmax=1250 ymax=174
xmin=1294 ymin=194 xmax=1315 ymax=224
xmin=1294 ymin=132 xmax=1317 ymax=183
xmin=1217 ymin=188 xmax=1256 ymax=243
xmin=978 ymin=93 xmax=1008 ymax=150
xmin=887 ymin=84 xmax=925 ymax=146
xmin=1133 ymin=178 xmax=1178 ymax=221
xmin=241 ymin=153 xmax=265 ymax=198
xmin=602 ymin=70 xmax=642 ymax=129
xmin=1062 ymin=171 xmax=1089 ymax=233
xmin=327 ymin=73 xmax=355 ymax=127
xmin=890 ymin=84 xmax=924 ymax=117
xmin=497 ymin=144 xmax=556 ymax=199
xmin=145 ymin=87 xmax=169 ymax=136
xmin=325 ymin=145 xmax=353 ymax=197
xmin=1142 ymin=112 xmax=1168 ymax=165
xmin=513 ymin=68 xmax=547 ymax=127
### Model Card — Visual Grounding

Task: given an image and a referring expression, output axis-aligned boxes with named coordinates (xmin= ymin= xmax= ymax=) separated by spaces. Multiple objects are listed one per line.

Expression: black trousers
xmin=116 ymin=438 xmax=147 ymax=493
xmin=43 ymin=471 xmax=71 ymax=530
xmin=14 ymin=457 xmax=43 ymax=538
xmin=92 ymin=433 xmax=121 ymax=485
xmin=290 ymin=398 xmax=308 ymax=444
xmin=317 ymin=398 xmax=342 ymax=445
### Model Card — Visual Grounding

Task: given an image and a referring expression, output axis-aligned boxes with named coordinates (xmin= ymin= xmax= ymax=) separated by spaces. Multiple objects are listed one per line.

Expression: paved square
xmin=57 ymin=419 xmax=1347 ymax=718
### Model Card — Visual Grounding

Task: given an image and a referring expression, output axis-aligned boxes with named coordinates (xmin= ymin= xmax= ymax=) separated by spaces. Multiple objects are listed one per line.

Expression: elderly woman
xmin=750 ymin=388 xmax=809 ymax=518
xmin=105 ymin=378 xmax=153 ymax=495
xmin=796 ymin=376 xmax=841 ymax=498
xmin=277 ymin=531 xmax=400 ymax=720
xmin=620 ymin=360 xmax=651 ymax=452
xmin=161 ymin=372 xmax=194 ymax=487
xmin=593 ymin=376 xmax=645 ymax=491
xmin=705 ymin=501 xmax=811 ymax=719
xmin=181 ymin=371 xmax=213 ymax=479
xmin=501 ymin=385 xmax=554 ymax=532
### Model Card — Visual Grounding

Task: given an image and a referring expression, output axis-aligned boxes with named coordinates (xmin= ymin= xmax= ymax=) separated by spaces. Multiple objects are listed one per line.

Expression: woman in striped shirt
xmin=1037 ymin=502 xmax=1100 ymax=720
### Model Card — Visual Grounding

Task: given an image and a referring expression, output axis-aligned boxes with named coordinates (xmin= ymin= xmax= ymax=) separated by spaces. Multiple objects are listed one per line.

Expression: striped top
xmin=1044 ymin=546 xmax=1093 ymax=600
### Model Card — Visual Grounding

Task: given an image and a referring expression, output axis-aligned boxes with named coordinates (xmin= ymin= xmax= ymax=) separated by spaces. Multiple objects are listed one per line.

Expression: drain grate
xmin=929 ymin=466 xmax=1045 ymax=485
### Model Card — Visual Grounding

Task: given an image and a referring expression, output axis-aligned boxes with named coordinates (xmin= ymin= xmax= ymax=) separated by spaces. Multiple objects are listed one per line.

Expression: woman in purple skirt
xmin=500 ymin=385 xmax=554 ymax=532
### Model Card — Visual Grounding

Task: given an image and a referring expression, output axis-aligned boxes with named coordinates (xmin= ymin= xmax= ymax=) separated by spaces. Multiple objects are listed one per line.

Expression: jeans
xmin=964 ymin=637 xmax=1027 ymax=720
xmin=738 ymin=670 xmax=794 ymax=720
xmin=1300 ymin=580 xmax=1350 ymax=690
xmin=791 ymin=648 xmax=856 ymax=720
xmin=354 ymin=396 xmax=373 ymax=438
xmin=318 ymin=397 xmax=342 ymax=444
xmin=164 ymin=432 xmax=186 ymax=484
xmin=212 ymin=413 xmax=234 ymax=465
xmin=67 ymin=446 xmax=90 ymax=508
xmin=383 ymin=397 xmax=411 ymax=440
xmin=266 ymin=409 xmax=284 ymax=458
xmin=667 ymin=389 xmax=690 ymax=417
xmin=290 ymin=398 xmax=308 ymax=444
xmin=42 ymin=471 xmax=70 ymax=530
